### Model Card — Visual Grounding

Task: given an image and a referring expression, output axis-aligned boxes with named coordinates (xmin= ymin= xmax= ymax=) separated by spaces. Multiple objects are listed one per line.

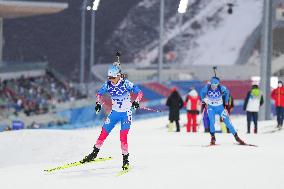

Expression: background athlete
xmin=200 ymin=77 xmax=245 ymax=145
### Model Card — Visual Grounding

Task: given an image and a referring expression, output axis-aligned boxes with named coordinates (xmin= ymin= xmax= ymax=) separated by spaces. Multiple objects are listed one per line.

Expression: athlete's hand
xmin=224 ymin=104 xmax=230 ymax=111
xmin=95 ymin=102 xmax=102 ymax=113
xmin=203 ymin=98 xmax=209 ymax=105
xmin=131 ymin=101 xmax=140 ymax=110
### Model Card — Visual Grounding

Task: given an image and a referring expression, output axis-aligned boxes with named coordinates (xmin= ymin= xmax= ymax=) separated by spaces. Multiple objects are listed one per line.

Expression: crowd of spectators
xmin=0 ymin=71 xmax=85 ymax=117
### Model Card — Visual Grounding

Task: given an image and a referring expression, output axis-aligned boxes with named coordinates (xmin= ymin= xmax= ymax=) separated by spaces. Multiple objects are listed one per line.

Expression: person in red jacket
xmin=184 ymin=88 xmax=201 ymax=132
xmin=271 ymin=80 xmax=284 ymax=128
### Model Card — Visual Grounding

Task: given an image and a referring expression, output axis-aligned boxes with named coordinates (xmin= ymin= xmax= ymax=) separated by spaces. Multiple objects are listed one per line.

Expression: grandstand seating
xmin=0 ymin=71 xmax=85 ymax=117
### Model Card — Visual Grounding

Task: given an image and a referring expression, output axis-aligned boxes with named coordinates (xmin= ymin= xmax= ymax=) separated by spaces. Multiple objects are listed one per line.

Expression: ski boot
xmin=81 ymin=146 xmax=100 ymax=163
xmin=234 ymin=133 xmax=246 ymax=145
xmin=247 ymin=125 xmax=250 ymax=134
xmin=168 ymin=122 xmax=174 ymax=132
xmin=210 ymin=133 xmax=216 ymax=145
xmin=254 ymin=127 xmax=257 ymax=134
xmin=122 ymin=153 xmax=129 ymax=170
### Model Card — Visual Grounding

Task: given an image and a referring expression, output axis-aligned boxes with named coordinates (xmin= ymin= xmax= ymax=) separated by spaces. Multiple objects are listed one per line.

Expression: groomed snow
xmin=0 ymin=115 xmax=283 ymax=189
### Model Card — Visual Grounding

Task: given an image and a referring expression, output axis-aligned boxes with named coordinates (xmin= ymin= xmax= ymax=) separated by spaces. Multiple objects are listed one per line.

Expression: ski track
xmin=0 ymin=115 xmax=283 ymax=189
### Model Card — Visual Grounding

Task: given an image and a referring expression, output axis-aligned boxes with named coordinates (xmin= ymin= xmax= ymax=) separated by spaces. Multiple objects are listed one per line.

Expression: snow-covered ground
xmin=0 ymin=115 xmax=283 ymax=189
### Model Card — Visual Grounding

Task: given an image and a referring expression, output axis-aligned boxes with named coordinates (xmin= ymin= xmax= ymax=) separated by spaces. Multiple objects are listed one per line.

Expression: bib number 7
xmin=117 ymin=101 xmax=122 ymax=108
xmin=114 ymin=99 xmax=123 ymax=108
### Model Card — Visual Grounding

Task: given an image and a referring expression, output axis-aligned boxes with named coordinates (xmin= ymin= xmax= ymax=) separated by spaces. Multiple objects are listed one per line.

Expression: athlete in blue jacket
xmin=81 ymin=64 xmax=143 ymax=170
xmin=200 ymin=77 xmax=245 ymax=145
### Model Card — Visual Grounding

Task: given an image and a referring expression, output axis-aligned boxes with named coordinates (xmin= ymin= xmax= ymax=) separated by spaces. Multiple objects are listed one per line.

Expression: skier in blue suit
xmin=200 ymin=77 xmax=245 ymax=145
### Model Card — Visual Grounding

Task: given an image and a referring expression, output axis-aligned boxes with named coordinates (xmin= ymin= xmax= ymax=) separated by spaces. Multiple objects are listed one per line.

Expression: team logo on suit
xmin=208 ymin=91 xmax=221 ymax=98
xmin=108 ymin=85 xmax=127 ymax=96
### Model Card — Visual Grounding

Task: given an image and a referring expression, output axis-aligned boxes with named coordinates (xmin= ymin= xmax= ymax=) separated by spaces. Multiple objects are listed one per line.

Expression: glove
xmin=224 ymin=104 xmax=229 ymax=111
xmin=131 ymin=101 xmax=139 ymax=110
xmin=95 ymin=102 xmax=102 ymax=113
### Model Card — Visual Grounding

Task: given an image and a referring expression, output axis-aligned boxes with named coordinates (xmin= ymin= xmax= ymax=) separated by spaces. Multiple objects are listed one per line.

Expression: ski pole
xmin=139 ymin=106 xmax=162 ymax=113
xmin=198 ymin=102 xmax=208 ymax=132
xmin=197 ymin=105 xmax=206 ymax=132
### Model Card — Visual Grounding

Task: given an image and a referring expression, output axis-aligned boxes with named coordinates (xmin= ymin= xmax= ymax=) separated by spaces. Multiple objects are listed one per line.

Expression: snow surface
xmin=1 ymin=115 xmax=284 ymax=189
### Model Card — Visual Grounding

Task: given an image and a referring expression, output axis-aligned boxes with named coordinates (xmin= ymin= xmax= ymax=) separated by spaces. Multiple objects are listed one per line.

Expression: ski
xmin=44 ymin=157 xmax=112 ymax=172
xmin=202 ymin=144 xmax=219 ymax=147
xmin=202 ymin=143 xmax=257 ymax=147
xmin=263 ymin=128 xmax=283 ymax=134
xmin=116 ymin=167 xmax=131 ymax=177
xmin=235 ymin=143 xmax=258 ymax=147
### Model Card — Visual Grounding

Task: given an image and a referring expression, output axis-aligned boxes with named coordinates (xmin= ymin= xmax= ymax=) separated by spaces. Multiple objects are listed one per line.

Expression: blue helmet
xmin=210 ymin=77 xmax=220 ymax=86
xmin=108 ymin=65 xmax=121 ymax=77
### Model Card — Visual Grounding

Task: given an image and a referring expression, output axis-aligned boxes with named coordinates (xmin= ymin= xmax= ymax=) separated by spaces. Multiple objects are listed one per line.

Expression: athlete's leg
xmin=218 ymin=106 xmax=236 ymax=135
xmin=207 ymin=106 xmax=216 ymax=134
xmin=120 ymin=129 xmax=129 ymax=155
xmin=95 ymin=111 xmax=120 ymax=149
xmin=120 ymin=111 xmax=132 ymax=155
xmin=81 ymin=111 xmax=119 ymax=163
xmin=203 ymin=109 xmax=210 ymax=132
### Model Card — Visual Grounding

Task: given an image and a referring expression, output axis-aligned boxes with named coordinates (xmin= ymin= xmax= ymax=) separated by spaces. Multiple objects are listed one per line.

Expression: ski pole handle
xmin=116 ymin=51 xmax=121 ymax=63
xmin=213 ymin=66 xmax=217 ymax=77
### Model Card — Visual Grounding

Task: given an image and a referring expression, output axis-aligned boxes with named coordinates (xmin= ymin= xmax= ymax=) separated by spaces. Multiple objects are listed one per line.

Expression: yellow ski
xmin=44 ymin=157 xmax=112 ymax=172
xmin=116 ymin=166 xmax=131 ymax=176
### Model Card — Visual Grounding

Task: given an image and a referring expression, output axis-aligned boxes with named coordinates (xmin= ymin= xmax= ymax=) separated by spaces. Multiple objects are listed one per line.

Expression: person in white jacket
xmin=243 ymin=85 xmax=264 ymax=134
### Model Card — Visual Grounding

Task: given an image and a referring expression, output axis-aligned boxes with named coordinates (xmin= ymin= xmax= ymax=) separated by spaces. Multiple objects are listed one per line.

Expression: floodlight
xmin=178 ymin=0 xmax=189 ymax=14
xmin=92 ymin=0 xmax=100 ymax=11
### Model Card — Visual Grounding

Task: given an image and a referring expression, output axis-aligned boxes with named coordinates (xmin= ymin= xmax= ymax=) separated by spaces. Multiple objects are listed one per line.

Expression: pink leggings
xmin=95 ymin=128 xmax=129 ymax=155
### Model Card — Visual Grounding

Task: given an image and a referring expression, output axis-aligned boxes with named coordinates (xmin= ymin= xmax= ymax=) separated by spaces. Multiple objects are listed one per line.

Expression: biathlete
xmin=200 ymin=77 xmax=245 ymax=145
xmin=81 ymin=63 xmax=143 ymax=170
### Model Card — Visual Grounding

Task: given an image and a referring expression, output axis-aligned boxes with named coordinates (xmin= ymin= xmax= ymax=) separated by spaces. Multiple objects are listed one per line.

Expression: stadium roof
xmin=0 ymin=1 xmax=68 ymax=19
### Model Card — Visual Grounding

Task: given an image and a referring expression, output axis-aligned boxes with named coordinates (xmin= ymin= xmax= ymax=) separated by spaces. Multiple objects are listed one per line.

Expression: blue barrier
xmin=12 ymin=120 xmax=24 ymax=130
xmin=57 ymin=105 xmax=104 ymax=125
xmin=0 ymin=124 xmax=9 ymax=132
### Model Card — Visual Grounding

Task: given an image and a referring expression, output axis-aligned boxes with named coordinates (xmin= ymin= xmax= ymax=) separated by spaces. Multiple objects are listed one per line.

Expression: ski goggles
xmin=211 ymin=83 xmax=219 ymax=86
xmin=108 ymin=76 xmax=117 ymax=80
